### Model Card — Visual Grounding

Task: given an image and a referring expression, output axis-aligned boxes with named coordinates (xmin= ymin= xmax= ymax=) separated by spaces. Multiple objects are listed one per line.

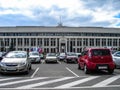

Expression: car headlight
xmin=0 ymin=62 xmax=6 ymax=67
xmin=19 ymin=62 xmax=26 ymax=66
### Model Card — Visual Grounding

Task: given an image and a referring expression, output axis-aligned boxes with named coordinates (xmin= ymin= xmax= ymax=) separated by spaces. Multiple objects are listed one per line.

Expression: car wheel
xmin=78 ymin=64 xmax=81 ymax=69
xmin=108 ymin=69 xmax=114 ymax=74
xmin=84 ymin=64 xmax=89 ymax=74
xmin=75 ymin=60 xmax=78 ymax=64
xmin=25 ymin=68 xmax=30 ymax=74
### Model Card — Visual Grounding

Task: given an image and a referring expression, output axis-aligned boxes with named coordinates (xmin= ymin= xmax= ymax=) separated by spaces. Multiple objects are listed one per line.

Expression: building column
xmin=49 ymin=38 xmax=51 ymax=53
xmin=36 ymin=38 xmax=38 ymax=47
xmin=75 ymin=38 xmax=77 ymax=52
xmin=16 ymin=38 xmax=18 ymax=50
xmin=22 ymin=38 xmax=24 ymax=50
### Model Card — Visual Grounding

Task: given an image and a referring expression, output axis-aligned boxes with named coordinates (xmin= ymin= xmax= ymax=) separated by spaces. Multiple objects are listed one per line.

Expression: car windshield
xmin=92 ymin=49 xmax=110 ymax=56
xmin=67 ymin=53 xmax=77 ymax=56
xmin=6 ymin=52 xmax=26 ymax=58
xmin=30 ymin=52 xmax=39 ymax=56
xmin=114 ymin=52 xmax=120 ymax=57
xmin=47 ymin=53 xmax=56 ymax=56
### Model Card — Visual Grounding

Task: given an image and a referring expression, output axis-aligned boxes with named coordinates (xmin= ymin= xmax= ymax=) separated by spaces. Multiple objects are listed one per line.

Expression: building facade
xmin=0 ymin=26 xmax=120 ymax=53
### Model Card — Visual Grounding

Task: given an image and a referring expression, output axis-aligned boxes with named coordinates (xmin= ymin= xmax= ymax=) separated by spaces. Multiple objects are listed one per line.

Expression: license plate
xmin=6 ymin=67 xmax=16 ymax=70
xmin=98 ymin=66 xmax=107 ymax=69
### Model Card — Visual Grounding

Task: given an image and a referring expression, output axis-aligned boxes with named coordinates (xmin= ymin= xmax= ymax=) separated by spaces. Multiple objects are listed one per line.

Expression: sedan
xmin=64 ymin=52 xmax=78 ymax=63
xmin=45 ymin=53 xmax=58 ymax=63
xmin=112 ymin=51 xmax=120 ymax=68
xmin=57 ymin=53 xmax=66 ymax=61
xmin=29 ymin=52 xmax=41 ymax=63
xmin=0 ymin=51 xmax=31 ymax=74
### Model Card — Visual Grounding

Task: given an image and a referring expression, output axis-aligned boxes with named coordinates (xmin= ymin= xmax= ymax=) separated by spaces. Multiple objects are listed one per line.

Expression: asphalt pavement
xmin=0 ymin=60 xmax=120 ymax=90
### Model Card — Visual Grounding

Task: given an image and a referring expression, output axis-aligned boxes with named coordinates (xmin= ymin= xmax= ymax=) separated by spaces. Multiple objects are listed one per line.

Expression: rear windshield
xmin=92 ymin=49 xmax=110 ymax=56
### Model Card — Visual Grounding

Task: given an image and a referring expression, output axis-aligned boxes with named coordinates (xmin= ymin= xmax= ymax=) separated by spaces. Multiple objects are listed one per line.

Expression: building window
xmin=38 ymin=38 xmax=42 ymax=47
xmin=51 ymin=38 xmax=56 ymax=46
xmin=5 ymin=38 xmax=9 ymax=46
xmin=31 ymin=38 xmax=36 ymax=46
xmin=96 ymin=39 xmax=100 ymax=46
xmin=18 ymin=38 xmax=22 ymax=46
xmin=44 ymin=48 xmax=49 ymax=53
xmin=108 ymin=39 xmax=112 ymax=46
xmin=51 ymin=48 xmax=56 ymax=53
xmin=90 ymin=38 xmax=94 ymax=46
xmin=83 ymin=38 xmax=88 ymax=46
xmin=113 ymin=39 xmax=117 ymax=46
xmin=44 ymin=38 xmax=49 ymax=46
xmin=77 ymin=38 xmax=82 ymax=46
xmin=102 ymin=39 xmax=106 ymax=46
xmin=24 ymin=38 xmax=29 ymax=46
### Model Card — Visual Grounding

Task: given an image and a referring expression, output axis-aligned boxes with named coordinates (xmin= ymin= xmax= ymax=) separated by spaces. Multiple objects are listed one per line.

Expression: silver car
xmin=112 ymin=51 xmax=120 ymax=68
xmin=0 ymin=51 xmax=31 ymax=74
xmin=29 ymin=52 xmax=41 ymax=63
xmin=45 ymin=53 xmax=58 ymax=63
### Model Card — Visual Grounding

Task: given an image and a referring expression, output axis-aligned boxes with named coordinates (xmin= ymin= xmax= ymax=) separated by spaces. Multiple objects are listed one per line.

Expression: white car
xmin=0 ymin=51 xmax=31 ymax=74
xmin=112 ymin=51 xmax=120 ymax=68
xmin=45 ymin=53 xmax=58 ymax=63
xmin=29 ymin=52 xmax=41 ymax=63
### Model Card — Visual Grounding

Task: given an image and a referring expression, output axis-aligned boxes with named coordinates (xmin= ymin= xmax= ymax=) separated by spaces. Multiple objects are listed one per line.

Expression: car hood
xmin=67 ymin=56 xmax=77 ymax=58
xmin=29 ymin=55 xmax=39 ymax=58
xmin=1 ymin=58 xmax=26 ymax=63
xmin=46 ymin=57 xmax=56 ymax=59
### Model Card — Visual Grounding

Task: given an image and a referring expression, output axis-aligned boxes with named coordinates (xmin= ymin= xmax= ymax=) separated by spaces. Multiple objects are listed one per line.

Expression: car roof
xmin=84 ymin=48 xmax=110 ymax=51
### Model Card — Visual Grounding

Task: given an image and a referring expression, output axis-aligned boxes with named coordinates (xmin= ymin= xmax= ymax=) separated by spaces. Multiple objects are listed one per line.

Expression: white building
xmin=0 ymin=26 xmax=120 ymax=53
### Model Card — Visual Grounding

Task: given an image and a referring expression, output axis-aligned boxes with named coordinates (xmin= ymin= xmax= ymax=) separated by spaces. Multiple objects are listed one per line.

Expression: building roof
xmin=0 ymin=26 xmax=120 ymax=33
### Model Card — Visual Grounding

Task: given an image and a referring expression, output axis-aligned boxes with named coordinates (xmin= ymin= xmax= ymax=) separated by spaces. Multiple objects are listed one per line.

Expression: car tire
xmin=108 ymin=69 xmax=114 ymax=74
xmin=78 ymin=64 xmax=81 ymax=69
xmin=84 ymin=64 xmax=89 ymax=74
xmin=25 ymin=68 xmax=30 ymax=74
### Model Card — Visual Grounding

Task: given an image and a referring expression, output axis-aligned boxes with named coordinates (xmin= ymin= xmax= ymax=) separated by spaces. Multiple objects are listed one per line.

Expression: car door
xmin=79 ymin=51 xmax=88 ymax=69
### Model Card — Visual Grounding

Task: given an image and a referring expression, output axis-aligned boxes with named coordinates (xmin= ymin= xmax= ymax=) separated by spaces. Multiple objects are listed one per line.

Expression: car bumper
xmin=45 ymin=59 xmax=57 ymax=62
xmin=86 ymin=62 xmax=115 ymax=70
xmin=66 ymin=58 xmax=77 ymax=62
xmin=0 ymin=65 xmax=28 ymax=73
xmin=30 ymin=58 xmax=41 ymax=63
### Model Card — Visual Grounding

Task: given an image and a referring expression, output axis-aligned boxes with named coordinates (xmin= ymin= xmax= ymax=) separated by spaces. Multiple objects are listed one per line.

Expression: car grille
xmin=6 ymin=63 xmax=18 ymax=66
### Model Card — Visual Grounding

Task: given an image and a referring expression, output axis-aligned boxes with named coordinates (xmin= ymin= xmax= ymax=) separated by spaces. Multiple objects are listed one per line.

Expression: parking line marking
xmin=57 ymin=61 xmax=61 ymax=64
xmin=0 ymin=77 xmax=48 ymax=87
xmin=16 ymin=77 xmax=74 ymax=89
xmin=0 ymin=77 xmax=22 ymax=82
xmin=92 ymin=75 xmax=120 ymax=87
xmin=66 ymin=67 xmax=79 ymax=77
xmin=55 ymin=76 xmax=99 ymax=88
xmin=31 ymin=67 xmax=39 ymax=78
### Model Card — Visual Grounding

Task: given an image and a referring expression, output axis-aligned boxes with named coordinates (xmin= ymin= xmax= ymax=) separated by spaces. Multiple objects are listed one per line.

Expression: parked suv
xmin=78 ymin=48 xmax=115 ymax=74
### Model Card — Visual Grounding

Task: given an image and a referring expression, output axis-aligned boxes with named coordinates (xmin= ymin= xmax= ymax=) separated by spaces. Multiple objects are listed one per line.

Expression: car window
xmin=81 ymin=51 xmax=88 ymax=56
xmin=67 ymin=53 xmax=76 ymax=56
xmin=114 ymin=52 xmax=120 ymax=57
xmin=30 ymin=52 xmax=39 ymax=56
xmin=47 ymin=53 xmax=56 ymax=56
xmin=92 ymin=49 xmax=110 ymax=56
xmin=6 ymin=53 xmax=26 ymax=58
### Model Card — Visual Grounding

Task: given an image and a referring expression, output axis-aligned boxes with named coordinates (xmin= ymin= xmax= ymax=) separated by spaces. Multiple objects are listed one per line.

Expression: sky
xmin=0 ymin=0 xmax=120 ymax=28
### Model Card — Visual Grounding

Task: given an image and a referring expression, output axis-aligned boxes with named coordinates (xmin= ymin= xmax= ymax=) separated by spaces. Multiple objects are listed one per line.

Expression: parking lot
xmin=0 ymin=60 xmax=120 ymax=90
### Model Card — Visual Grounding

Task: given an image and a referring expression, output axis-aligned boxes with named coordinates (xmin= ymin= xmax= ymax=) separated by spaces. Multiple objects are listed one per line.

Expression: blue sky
xmin=0 ymin=0 xmax=120 ymax=28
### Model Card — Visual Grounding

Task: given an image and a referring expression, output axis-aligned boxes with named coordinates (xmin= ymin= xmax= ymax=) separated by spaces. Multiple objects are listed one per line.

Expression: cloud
xmin=0 ymin=0 xmax=120 ymax=27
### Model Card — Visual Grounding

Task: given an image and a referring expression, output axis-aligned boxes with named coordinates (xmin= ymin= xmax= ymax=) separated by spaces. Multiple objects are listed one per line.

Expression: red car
xmin=78 ymin=48 xmax=115 ymax=74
